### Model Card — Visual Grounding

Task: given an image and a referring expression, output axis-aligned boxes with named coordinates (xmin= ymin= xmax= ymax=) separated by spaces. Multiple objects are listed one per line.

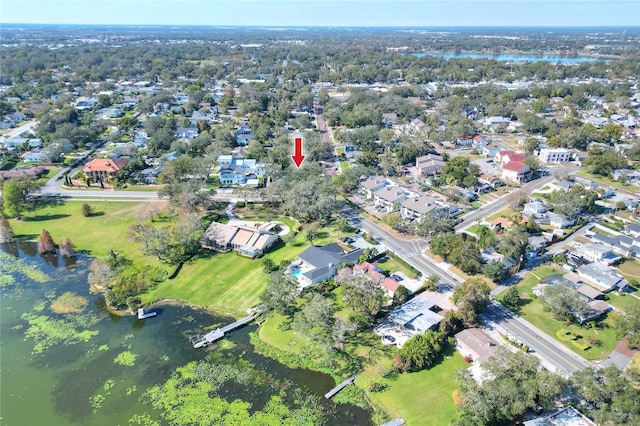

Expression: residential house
xmin=374 ymin=293 xmax=444 ymax=347
xmin=591 ymin=232 xmax=639 ymax=258
xmin=456 ymin=135 xmax=473 ymax=147
xmin=373 ymin=186 xmax=407 ymax=213
xmin=624 ymin=222 xmax=640 ymax=238
xmin=5 ymin=111 xmax=27 ymax=123
xmin=501 ymin=161 xmax=532 ymax=183
xmin=21 ymin=149 xmax=48 ymax=163
xmin=494 ymin=150 xmax=526 ymax=166
xmin=97 ymin=107 xmax=124 ymax=119
xmin=175 ymin=127 xmax=199 ymax=140
xmin=482 ymin=145 xmax=500 ymax=158
xmin=416 ymin=153 xmax=445 ymax=177
xmin=472 ymin=135 xmax=488 ymax=148
xmin=538 ymin=148 xmax=571 ymax=163
xmin=382 ymin=113 xmax=398 ymax=128
xmin=236 ymin=121 xmax=253 ymax=145
xmin=138 ymin=166 xmax=163 ymax=184
xmin=611 ymin=168 xmax=640 ymax=183
xmin=0 ymin=121 xmax=14 ymax=130
xmin=523 ymin=406 xmax=596 ymax=426
xmin=0 ymin=166 xmax=48 ymax=181
xmin=547 ymin=212 xmax=575 ymax=229
xmin=407 ymin=118 xmax=427 ymax=135
xmin=454 ymin=328 xmax=499 ymax=364
xmin=450 ymin=185 xmax=478 ymax=201
xmin=189 ymin=110 xmax=217 ymax=127
xmin=527 ymin=235 xmax=547 ymax=256
xmin=585 ymin=115 xmax=608 ymax=128
xmin=480 ymin=247 xmax=517 ymax=271
xmin=577 ymin=262 xmax=628 ymax=292
xmin=75 ymin=97 xmax=98 ymax=110
xmin=484 ymin=116 xmax=511 ymax=127
xmin=83 ymin=158 xmax=129 ymax=181
xmin=478 ymin=173 xmax=503 ymax=189
xmin=294 ymin=243 xmax=364 ymax=287
xmin=579 ymin=243 xmax=620 ymax=266
xmin=217 ymin=156 xmax=265 ymax=187
xmin=200 ymin=221 xmax=279 ymax=258
xmin=400 ymin=194 xmax=442 ymax=221
xmin=353 ymin=261 xmax=405 ymax=298
xmin=523 ymin=200 xmax=548 ymax=217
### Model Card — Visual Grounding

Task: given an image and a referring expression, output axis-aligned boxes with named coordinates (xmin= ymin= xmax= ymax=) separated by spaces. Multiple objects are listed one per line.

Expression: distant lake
xmin=411 ymin=52 xmax=604 ymax=63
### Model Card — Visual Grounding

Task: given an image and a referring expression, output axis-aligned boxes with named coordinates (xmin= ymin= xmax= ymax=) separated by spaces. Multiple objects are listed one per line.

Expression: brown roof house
xmin=83 ymin=158 xmax=129 ymax=181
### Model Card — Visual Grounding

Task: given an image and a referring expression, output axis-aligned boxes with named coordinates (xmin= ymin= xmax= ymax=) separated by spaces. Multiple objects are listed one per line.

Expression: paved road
xmin=455 ymin=167 xmax=578 ymax=232
xmin=483 ymin=302 xmax=592 ymax=376
xmin=1 ymin=120 xmax=38 ymax=139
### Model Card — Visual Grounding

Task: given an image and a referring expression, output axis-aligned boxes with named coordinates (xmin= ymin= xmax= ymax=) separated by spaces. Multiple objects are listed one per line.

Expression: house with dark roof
xmin=523 ymin=406 xmax=596 ymax=426
xmin=295 ymin=243 xmax=364 ymax=287
xmin=400 ymin=194 xmax=442 ymax=221
xmin=624 ymin=222 xmax=640 ymax=238
xmin=590 ymin=232 xmax=638 ymax=258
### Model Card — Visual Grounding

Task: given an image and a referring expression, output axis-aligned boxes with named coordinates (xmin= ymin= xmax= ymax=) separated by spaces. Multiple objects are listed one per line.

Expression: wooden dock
xmin=191 ymin=314 xmax=255 ymax=348
xmin=324 ymin=373 xmax=359 ymax=399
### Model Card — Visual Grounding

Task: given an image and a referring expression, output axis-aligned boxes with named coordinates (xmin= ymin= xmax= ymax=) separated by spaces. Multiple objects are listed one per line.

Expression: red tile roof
xmin=83 ymin=158 xmax=129 ymax=173
xmin=502 ymin=161 xmax=528 ymax=172
xmin=381 ymin=278 xmax=401 ymax=293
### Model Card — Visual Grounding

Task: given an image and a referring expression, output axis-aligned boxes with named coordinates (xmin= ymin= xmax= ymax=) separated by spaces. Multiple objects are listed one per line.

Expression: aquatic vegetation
xmin=142 ymin=361 xmax=324 ymax=426
xmin=22 ymin=312 xmax=100 ymax=354
xmin=126 ymin=385 xmax=137 ymax=396
xmin=0 ymin=252 xmax=50 ymax=286
xmin=90 ymin=393 xmax=105 ymax=413
xmin=51 ymin=292 xmax=89 ymax=314
xmin=217 ymin=339 xmax=236 ymax=350
xmin=160 ymin=355 xmax=169 ymax=362
xmin=128 ymin=413 xmax=160 ymax=426
xmin=114 ymin=351 xmax=138 ymax=366
xmin=104 ymin=379 xmax=116 ymax=391
xmin=98 ymin=344 xmax=109 ymax=351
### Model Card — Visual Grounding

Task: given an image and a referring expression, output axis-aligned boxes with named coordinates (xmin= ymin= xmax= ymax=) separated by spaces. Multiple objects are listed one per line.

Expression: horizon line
xmin=3 ymin=22 xmax=640 ymax=29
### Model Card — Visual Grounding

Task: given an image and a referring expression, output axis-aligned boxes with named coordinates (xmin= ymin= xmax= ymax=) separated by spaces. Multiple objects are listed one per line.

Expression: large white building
xmin=538 ymin=148 xmax=571 ymax=163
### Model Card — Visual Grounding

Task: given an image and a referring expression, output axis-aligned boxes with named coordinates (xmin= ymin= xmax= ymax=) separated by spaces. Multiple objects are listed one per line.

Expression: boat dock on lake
xmin=190 ymin=314 xmax=256 ymax=348
xmin=137 ymin=308 xmax=158 ymax=319
xmin=324 ymin=373 xmax=359 ymax=399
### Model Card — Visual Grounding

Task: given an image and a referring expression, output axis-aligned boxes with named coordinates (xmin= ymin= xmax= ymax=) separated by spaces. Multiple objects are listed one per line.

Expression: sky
xmin=1 ymin=0 xmax=639 ymax=27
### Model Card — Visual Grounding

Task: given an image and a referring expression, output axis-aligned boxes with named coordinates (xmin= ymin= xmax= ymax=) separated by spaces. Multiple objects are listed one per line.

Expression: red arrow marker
xmin=291 ymin=137 xmax=306 ymax=168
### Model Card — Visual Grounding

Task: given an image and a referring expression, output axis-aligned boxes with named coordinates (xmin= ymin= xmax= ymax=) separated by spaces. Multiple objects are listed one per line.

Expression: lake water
xmin=0 ymin=242 xmax=373 ymax=425
xmin=411 ymin=52 xmax=603 ymax=63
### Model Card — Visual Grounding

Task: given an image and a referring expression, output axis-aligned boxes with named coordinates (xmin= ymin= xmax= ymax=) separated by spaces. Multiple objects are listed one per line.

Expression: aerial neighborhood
xmin=1 ymin=24 xmax=640 ymax=426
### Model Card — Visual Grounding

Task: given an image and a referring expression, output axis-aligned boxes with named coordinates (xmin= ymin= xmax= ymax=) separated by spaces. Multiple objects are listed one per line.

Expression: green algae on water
xmin=0 ymin=251 xmax=50 ymax=286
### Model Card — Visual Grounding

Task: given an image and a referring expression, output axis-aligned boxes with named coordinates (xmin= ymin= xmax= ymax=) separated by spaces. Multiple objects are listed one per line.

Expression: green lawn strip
xmin=485 ymin=207 xmax=514 ymax=221
xmin=8 ymin=200 xmax=160 ymax=264
xmin=497 ymin=265 xmax=618 ymax=360
xmin=357 ymin=346 xmax=466 ymax=426
xmin=340 ymin=161 xmax=350 ymax=172
xmin=618 ymin=259 xmax=640 ymax=282
xmin=466 ymin=224 xmax=482 ymax=235
xmin=335 ymin=147 xmax=345 ymax=155
xmin=376 ymin=254 xmax=420 ymax=279
xmin=605 ymin=291 xmax=640 ymax=313
xmin=115 ymin=184 xmax=165 ymax=192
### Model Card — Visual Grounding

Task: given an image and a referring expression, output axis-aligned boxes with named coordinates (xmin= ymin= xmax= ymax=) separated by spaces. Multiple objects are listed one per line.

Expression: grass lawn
xmin=376 ymin=254 xmax=420 ymax=279
xmin=618 ymin=259 xmax=640 ymax=282
xmin=335 ymin=147 xmax=345 ymax=155
xmin=498 ymin=265 xmax=619 ymax=360
xmin=604 ymin=291 xmax=640 ymax=313
xmin=8 ymin=200 xmax=163 ymax=264
xmin=486 ymin=207 xmax=514 ymax=221
xmin=340 ymin=161 xmax=350 ymax=173
xmin=117 ymin=184 xmax=166 ymax=192
xmin=357 ymin=346 xmax=467 ymax=426
xmin=466 ymin=224 xmax=482 ymax=235
xmin=143 ymin=222 xmax=312 ymax=316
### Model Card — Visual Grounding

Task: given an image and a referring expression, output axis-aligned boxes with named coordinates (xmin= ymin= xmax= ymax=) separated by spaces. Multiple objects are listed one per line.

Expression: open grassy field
xmin=8 ymin=200 xmax=164 ymax=264
xmin=498 ymin=265 xmax=619 ymax=360
xmin=576 ymin=170 xmax=637 ymax=192
xmin=143 ymin=221 xmax=316 ymax=316
xmin=357 ymin=346 xmax=467 ymax=426
xmin=618 ymin=259 xmax=640 ymax=282
xmin=340 ymin=161 xmax=350 ymax=173
xmin=486 ymin=207 xmax=515 ymax=221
